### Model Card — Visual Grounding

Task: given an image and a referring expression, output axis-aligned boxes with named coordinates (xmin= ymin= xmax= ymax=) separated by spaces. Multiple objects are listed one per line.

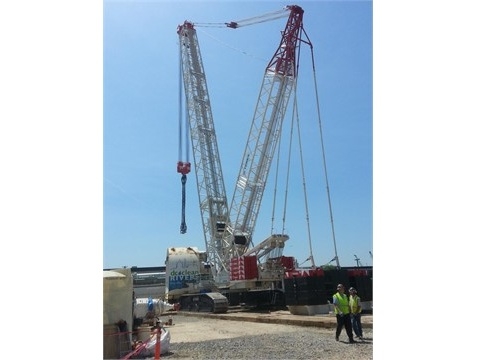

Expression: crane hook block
xmin=177 ymin=161 xmax=191 ymax=175
xmin=180 ymin=222 xmax=187 ymax=234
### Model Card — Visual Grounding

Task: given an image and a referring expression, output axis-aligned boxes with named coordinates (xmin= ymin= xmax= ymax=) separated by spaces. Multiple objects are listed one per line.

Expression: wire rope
xmin=270 ymin=125 xmax=282 ymax=236
xmin=178 ymin=43 xmax=183 ymax=163
xmin=308 ymin=39 xmax=340 ymax=268
xmin=196 ymin=28 xmax=267 ymax=63
xmin=178 ymin=38 xmax=189 ymax=234
xmin=292 ymin=93 xmax=316 ymax=268
xmin=287 ymin=31 xmax=316 ymax=268
xmin=281 ymin=90 xmax=294 ymax=236
xmin=192 ymin=7 xmax=289 ymax=29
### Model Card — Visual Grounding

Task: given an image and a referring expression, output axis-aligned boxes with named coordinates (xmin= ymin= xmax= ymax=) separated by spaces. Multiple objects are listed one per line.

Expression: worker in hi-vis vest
xmin=332 ymin=283 xmax=356 ymax=343
xmin=349 ymin=287 xmax=364 ymax=340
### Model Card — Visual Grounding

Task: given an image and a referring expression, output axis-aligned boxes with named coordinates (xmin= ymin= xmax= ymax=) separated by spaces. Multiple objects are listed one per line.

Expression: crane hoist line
xmin=176 ymin=48 xmax=191 ymax=235
xmin=170 ymin=5 xmax=321 ymax=312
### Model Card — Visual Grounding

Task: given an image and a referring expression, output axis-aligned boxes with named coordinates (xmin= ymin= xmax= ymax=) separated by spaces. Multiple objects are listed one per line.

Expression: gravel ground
xmin=159 ymin=314 xmax=373 ymax=359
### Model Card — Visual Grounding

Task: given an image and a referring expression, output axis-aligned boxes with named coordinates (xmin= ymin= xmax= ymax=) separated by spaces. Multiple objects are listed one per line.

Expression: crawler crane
xmin=168 ymin=5 xmax=312 ymax=311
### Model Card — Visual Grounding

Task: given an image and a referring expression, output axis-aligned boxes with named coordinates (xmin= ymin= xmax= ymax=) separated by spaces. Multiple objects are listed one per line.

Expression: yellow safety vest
xmin=333 ymin=292 xmax=350 ymax=314
xmin=349 ymin=294 xmax=361 ymax=314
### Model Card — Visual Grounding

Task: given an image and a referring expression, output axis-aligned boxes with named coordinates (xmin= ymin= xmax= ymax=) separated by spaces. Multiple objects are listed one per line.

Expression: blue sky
xmin=104 ymin=0 xmax=373 ymax=269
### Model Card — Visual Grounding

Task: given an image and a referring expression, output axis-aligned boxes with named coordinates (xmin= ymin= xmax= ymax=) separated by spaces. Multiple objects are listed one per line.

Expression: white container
xmin=137 ymin=325 xmax=152 ymax=343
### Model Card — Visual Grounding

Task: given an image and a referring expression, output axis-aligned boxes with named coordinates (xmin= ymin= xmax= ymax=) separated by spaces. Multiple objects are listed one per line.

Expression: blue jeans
xmin=351 ymin=313 xmax=363 ymax=337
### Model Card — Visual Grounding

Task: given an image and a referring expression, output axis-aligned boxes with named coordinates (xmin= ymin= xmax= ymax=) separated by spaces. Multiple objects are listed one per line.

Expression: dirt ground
xmin=159 ymin=313 xmax=373 ymax=359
